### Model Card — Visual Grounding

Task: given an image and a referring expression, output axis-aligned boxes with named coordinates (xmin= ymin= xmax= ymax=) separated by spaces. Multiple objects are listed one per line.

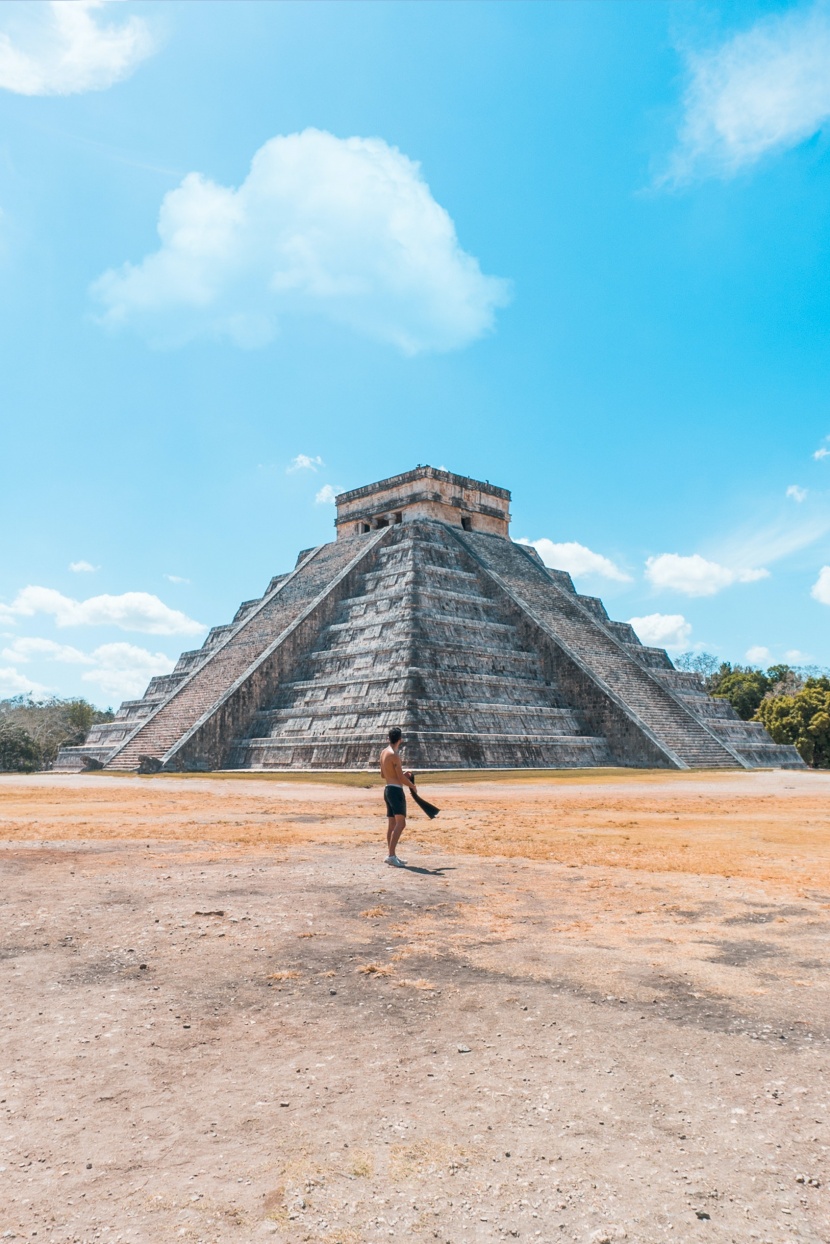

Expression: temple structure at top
xmin=54 ymin=465 xmax=804 ymax=774
xmin=335 ymin=466 xmax=511 ymax=538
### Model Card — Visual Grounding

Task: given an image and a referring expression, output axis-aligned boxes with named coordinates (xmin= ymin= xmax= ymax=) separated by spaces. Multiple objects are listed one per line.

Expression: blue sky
xmin=1 ymin=0 xmax=829 ymax=706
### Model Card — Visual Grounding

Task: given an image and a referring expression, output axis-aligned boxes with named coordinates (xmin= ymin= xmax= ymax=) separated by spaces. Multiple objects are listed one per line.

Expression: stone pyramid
xmin=56 ymin=467 xmax=804 ymax=772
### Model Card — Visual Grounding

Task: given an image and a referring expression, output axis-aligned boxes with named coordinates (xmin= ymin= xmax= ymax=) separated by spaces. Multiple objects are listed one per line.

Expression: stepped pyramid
xmin=56 ymin=467 xmax=804 ymax=773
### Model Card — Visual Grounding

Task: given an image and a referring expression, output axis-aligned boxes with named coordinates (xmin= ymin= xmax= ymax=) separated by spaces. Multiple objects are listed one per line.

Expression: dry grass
xmin=267 ymin=970 xmax=300 ymax=981
xmin=356 ymin=962 xmax=395 ymax=976
xmin=359 ymin=906 xmax=389 ymax=918
xmin=395 ymin=977 xmax=436 ymax=990
xmin=1 ymin=770 xmax=829 ymax=889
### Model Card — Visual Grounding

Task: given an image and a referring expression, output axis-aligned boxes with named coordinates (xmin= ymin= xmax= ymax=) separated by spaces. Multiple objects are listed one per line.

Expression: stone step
xmin=456 ymin=531 xmax=740 ymax=769
xmin=255 ymin=703 xmax=586 ymax=738
xmin=230 ymin=730 xmax=613 ymax=771
xmin=105 ymin=534 xmax=381 ymax=770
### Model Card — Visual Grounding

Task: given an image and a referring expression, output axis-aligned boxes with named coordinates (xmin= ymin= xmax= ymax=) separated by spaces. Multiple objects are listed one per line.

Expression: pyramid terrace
xmin=56 ymin=466 xmax=804 ymax=773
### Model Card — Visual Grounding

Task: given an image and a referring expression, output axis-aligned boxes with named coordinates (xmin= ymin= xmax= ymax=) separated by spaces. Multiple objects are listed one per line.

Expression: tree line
xmin=0 ymin=696 xmax=114 ymax=772
xmin=676 ymin=655 xmax=830 ymax=768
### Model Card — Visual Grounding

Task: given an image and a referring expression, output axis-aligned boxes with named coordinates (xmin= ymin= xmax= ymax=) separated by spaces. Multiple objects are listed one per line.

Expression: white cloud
xmin=2 ymin=637 xmax=91 ymax=664
xmin=164 ymin=574 xmax=190 ymax=585
xmin=69 ymin=559 xmax=99 ymax=573
xmin=645 ymin=553 xmax=769 ymax=597
xmin=0 ymin=0 xmax=154 ymax=97
xmin=667 ymin=3 xmax=830 ymax=182
xmin=811 ymin=564 xmax=830 ymax=604
xmin=786 ymin=485 xmax=807 ymax=502
xmin=521 ymin=538 xmax=631 ymax=582
xmin=0 ymin=665 xmax=47 ymax=696
xmin=92 ymin=128 xmax=510 ymax=354
xmin=315 ymin=484 xmax=339 ymax=505
xmin=746 ymin=645 xmax=772 ymax=665
xmin=717 ymin=509 xmax=830 ymax=570
xmin=785 ymin=648 xmax=811 ymax=661
xmin=0 ymin=586 xmax=204 ymax=635
xmin=79 ymin=642 xmax=174 ymax=699
xmin=287 ymin=454 xmax=324 ymax=474
xmin=628 ymin=613 xmax=692 ymax=651
xmin=815 ymin=446 xmax=830 ymax=460
xmin=0 ymin=636 xmax=174 ymax=701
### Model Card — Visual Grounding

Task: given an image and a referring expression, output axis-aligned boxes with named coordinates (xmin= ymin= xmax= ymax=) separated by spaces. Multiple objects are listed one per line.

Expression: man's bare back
xmin=380 ymin=745 xmax=413 ymax=787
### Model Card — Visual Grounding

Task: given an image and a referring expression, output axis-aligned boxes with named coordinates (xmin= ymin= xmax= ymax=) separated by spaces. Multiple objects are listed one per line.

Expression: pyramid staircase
xmin=52 ymin=465 xmax=805 ymax=773
xmin=231 ymin=522 xmax=612 ymax=769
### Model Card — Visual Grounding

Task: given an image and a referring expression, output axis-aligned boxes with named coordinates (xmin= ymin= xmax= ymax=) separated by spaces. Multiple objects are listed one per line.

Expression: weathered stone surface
xmin=53 ymin=466 xmax=804 ymax=772
xmin=335 ymin=465 xmax=510 ymax=538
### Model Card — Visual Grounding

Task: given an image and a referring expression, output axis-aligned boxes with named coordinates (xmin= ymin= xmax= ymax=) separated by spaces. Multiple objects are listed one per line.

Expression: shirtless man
xmin=380 ymin=727 xmax=417 ymax=867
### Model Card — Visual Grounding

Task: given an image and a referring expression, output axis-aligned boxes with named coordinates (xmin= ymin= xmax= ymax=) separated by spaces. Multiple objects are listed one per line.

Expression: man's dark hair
xmin=388 ymin=727 xmax=402 ymax=745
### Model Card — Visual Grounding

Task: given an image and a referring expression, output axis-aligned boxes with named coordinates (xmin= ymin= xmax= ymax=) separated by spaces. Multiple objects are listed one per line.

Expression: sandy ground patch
xmin=0 ymin=769 xmax=828 ymax=1243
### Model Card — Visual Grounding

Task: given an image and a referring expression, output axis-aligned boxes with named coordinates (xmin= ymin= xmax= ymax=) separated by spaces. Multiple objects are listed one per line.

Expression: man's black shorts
xmin=384 ymin=785 xmax=406 ymax=818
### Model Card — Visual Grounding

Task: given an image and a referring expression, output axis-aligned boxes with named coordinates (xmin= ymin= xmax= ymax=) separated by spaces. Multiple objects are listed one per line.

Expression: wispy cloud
xmin=0 ymin=1 xmax=155 ymax=97
xmin=815 ymin=436 xmax=830 ymax=460
xmin=92 ymin=128 xmax=510 ymax=354
xmin=315 ymin=484 xmax=339 ymax=505
xmin=287 ymin=454 xmax=324 ymax=474
xmin=666 ymin=2 xmax=830 ymax=183
xmin=69 ymin=559 xmax=99 ymax=573
xmin=628 ymin=613 xmax=692 ymax=651
xmin=646 ymin=487 xmax=830 ymax=598
xmin=0 ymin=586 xmax=204 ymax=635
xmin=746 ymin=644 xmax=772 ymax=665
xmin=519 ymin=538 xmax=631 ymax=582
xmin=164 ymin=574 xmax=190 ymax=585
xmin=716 ymin=505 xmax=830 ymax=569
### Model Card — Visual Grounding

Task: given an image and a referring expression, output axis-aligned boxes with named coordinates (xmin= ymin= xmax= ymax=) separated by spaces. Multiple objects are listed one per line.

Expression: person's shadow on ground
xmin=400 ymin=863 xmax=456 ymax=876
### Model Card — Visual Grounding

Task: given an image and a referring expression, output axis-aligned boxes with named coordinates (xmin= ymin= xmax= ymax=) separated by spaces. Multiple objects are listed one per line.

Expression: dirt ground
xmin=1 ymin=768 xmax=829 ymax=1244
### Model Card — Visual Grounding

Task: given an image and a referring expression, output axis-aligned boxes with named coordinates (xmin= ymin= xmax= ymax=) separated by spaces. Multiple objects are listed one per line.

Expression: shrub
xmin=712 ymin=667 xmax=772 ymax=721
xmin=0 ymin=723 xmax=42 ymax=772
xmin=754 ymin=678 xmax=830 ymax=768
xmin=0 ymin=696 xmax=114 ymax=769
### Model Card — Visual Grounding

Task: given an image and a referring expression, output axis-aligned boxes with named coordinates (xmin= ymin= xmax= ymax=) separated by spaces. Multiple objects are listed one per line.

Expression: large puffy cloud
xmin=628 ymin=613 xmax=692 ymax=651
xmin=667 ymin=3 xmax=830 ymax=182
xmin=812 ymin=565 xmax=830 ymax=604
xmin=521 ymin=538 xmax=631 ymax=582
xmin=92 ymin=129 xmax=511 ymax=354
xmin=0 ymin=586 xmax=204 ymax=635
xmin=0 ymin=1 xmax=154 ymax=97
xmin=645 ymin=553 xmax=769 ymax=597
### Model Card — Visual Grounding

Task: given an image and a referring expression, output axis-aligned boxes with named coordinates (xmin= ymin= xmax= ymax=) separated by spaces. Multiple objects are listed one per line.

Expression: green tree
xmin=755 ymin=678 xmax=830 ymax=767
xmin=711 ymin=666 xmax=771 ymax=720
xmin=0 ymin=722 xmax=41 ymax=772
